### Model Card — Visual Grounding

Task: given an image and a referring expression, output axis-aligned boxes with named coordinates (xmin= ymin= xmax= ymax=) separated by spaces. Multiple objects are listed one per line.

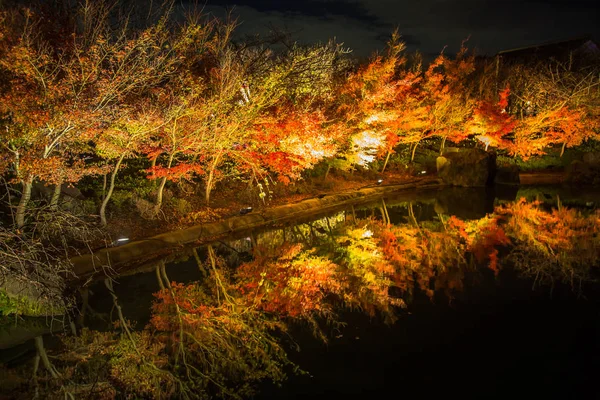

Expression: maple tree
xmin=468 ymin=85 xmax=516 ymax=151
xmin=247 ymin=107 xmax=344 ymax=185
xmin=527 ymin=106 xmax=596 ymax=157
xmin=70 ymin=5 xmax=231 ymax=223
xmin=0 ymin=3 xmax=210 ymax=226
xmin=94 ymin=102 xmax=163 ymax=226
xmin=145 ymin=90 xmax=206 ymax=213
xmin=0 ymin=9 xmax=99 ymax=227
xmin=496 ymin=59 xmax=600 ymax=159
xmin=422 ymin=44 xmax=475 ymax=155
xmin=339 ymin=30 xmax=426 ymax=168
xmin=142 ymin=17 xmax=222 ymax=213
xmin=175 ymin=36 xmax=349 ymax=204
xmin=237 ymin=243 xmax=341 ymax=321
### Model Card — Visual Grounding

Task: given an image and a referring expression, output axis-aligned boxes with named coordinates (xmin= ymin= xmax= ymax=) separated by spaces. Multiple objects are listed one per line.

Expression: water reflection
xmin=2 ymin=191 xmax=600 ymax=399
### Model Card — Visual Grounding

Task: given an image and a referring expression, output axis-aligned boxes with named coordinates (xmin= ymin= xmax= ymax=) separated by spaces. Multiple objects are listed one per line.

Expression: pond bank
xmin=519 ymin=171 xmax=566 ymax=185
xmin=70 ymin=177 xmax=443 ymax=281
xmin=68 ymin=170 xmax=575 ymax=283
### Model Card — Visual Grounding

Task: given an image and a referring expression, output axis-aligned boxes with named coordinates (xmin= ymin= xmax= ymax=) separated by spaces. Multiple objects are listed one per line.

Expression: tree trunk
xmin=560 ymin=142 xmax=566 ymax=157
xmin=381 ymin=198 xmax=390 ymax=225
xmin=205 ymin=169 xmax=214 ymax=206
xmin=101 ymin=173 xmax=107 ymax=201
xmin=410 ymin=141 xmax=420 ymax=163
xmin=154 ymin=153 xmax=174 ymax=213
xmin=205 ymin=153 xmax=222 ymax=206
xmin=408 ymin=202 xmax=420 ymax=229
xmin=485 ymin=143 xmax=490 ymax=152
xmin=99 ymin=154 xmax=125 ymax=226
xmin=34 ymin=336 xmax=60 ymax=379
xmin=150 ymin=156 xmax=158 ymax=187
xmin=15 ymin=175 xmax=34 ymax=229
xmin=192 ymin=248 xmax=207 ymax=276
xmin=50 ymin=180 xmax=62 ymax=209
xmin=381 ymin=151 xmax=392 ymax=173
xmin=155 ymin=262 xmax=165 ymax=290
xmin=440 ymin=136 xmax=447 ymax=155
xmin=324 ymin=163 xmax=332 ymax=180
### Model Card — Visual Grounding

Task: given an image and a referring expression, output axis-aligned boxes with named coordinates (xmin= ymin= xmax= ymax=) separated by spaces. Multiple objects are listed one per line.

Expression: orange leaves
xmin=146 ymin=163 xmax=204 ymax=181
xmin=375 ymin=219 xmax=468 ymax=298
xmin=371 ymin=210 xmax=512 ymax=293
xmin=338 ymin=36 xmax=428 ymax=164
xmin=538 ymin=106 xmax=597 ymax=153
xmin=461 ymin=216 xmax=510 ymax=275
xmin=497 ymin=198 xmax=598 ymax=256
xmin=505 ymin=105 xmax=595 ymax=160
xmin=468 ymin=85 xmax=516 ymax=151
xmin=237 ymin=244 xmax=341 ymax=318
xmin=498 ymin=85 xmax=511 ymax=110
xmin=492 ymin=198 xmax=600 ymax=282
xmin=148 ymin=268 xmax=294 ymax=393
xmin=245 ymin=107 xmax=342 ymax=180
xmin=343 ymin=55 xmax=402 ymax=108
xmin=343 ymin=40 xmax=477 ymax=161
xmin=19 ymin=156 xmax=106 ymax=185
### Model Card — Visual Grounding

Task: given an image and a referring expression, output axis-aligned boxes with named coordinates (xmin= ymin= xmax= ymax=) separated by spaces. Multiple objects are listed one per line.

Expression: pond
xmin=2 ymin=185 xmax=600 ymax=399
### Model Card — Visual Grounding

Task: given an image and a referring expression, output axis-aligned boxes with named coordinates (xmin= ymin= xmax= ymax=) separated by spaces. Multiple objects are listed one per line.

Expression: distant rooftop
xmin=497 ymin=36 xmax=600 ymax=64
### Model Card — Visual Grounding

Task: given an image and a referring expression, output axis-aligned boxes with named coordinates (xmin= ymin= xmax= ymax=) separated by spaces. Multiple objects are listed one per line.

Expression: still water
xmin=3 ymin=185 xmax=600 ymax=399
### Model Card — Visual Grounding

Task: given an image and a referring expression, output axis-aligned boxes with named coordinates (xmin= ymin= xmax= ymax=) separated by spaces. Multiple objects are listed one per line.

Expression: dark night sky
xmin=197 ymin=0 xmax=600 ymax=59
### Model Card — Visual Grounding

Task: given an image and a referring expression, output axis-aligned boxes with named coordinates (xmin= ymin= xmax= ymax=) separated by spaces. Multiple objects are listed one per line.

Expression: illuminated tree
xmin=144 ymin=64 xmax=213 ymax=213
xmin=468 ymin=85 xmax=516 ymax=151
xmin=181 ymin=36 xmax=348 ymax=204
xmin=0 ymin=3 xmax=212 ymax=226
xmin=76 ymin=5 xmax=221 ymax=222
xmin=500 ymin=58 xmax=600 ymax=158
xmin=536 ymin=106 xmax=597 ymax=157
xmin=423 ymin=44 xmax=476 ymax=154
xmin=339 ymin=30 xmax=424 ymax=167
xmin=248 ymin=108 xmax=344 ymax=185
xmin=95 ymin=103 xmax=162 ymax=226
xmin=0 ymin=9 xmax=97 ymax=227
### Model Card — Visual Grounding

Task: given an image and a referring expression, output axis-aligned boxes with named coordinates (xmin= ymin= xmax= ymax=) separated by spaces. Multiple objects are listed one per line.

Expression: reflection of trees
xmin=4 ymin=199 xmax=600 ymax=398
xmin=497 ymin=199 xmax=600 ymax=287
xmin=149 ymin=247 xmax=293 ymax=399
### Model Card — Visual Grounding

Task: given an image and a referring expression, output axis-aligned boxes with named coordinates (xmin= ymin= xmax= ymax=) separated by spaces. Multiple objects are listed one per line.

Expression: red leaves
xmin=467 ymin=217 xmax=510 ymax=275
xmin=146 ymin=163 xmax=204 ymax=181
xmin=237 ymin=244 xmax=341 ymax=318
xmin=150 ymin=281 xmax=215 ymax=332
xmin=19 ymin=155 xmax=108 ymax=184
xmin=468 ymin=85 xmax=516 ymax=151
xmin=539 ymin=106 xmax=597 ymax=153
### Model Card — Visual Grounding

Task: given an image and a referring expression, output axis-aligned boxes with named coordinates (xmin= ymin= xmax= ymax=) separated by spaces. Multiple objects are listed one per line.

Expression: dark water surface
xmin=258 ymin=277 xmax=600 ymax=399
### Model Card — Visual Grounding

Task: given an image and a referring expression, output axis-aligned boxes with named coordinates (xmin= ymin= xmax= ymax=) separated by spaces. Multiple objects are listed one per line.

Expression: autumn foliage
xmin=3 ymin=2 xmax=600 ymax=399
xmin=1 ymin=2 xmax=598 ymax=231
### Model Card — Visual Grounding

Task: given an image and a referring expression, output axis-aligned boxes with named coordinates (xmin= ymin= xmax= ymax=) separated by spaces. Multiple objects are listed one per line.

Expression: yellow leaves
xmin=499 ymin=198 xmax=594 ymax=254
xmin=348 ymin=130 xmax=386 ymax=167
xmin=181 ymin=207 xmax=229 ymax=224
xmin=491 ymin=198 xmax=600 ymax=283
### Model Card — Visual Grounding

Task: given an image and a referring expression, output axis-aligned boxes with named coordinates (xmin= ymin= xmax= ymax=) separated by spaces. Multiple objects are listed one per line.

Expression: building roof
xmin=497 ymin=36 xmax=600 ymax=64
